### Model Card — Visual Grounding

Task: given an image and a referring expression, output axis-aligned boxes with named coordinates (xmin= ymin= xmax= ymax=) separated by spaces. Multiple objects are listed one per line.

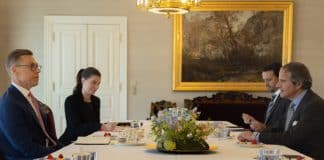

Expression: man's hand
xmin=242 ymin=113 xmax=255 ymax=124
xmin=250 ymin=121 xmax=266 ymax=132
xmin=237 ymin=131 xmax=255 ymax=142
xmin=101 ymin=122 xmax=117 ymax=131
xmin=242 ymin=113 xmax=266 ymax=131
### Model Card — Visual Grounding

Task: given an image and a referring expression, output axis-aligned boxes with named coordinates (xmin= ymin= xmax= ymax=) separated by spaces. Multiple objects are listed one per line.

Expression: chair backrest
xmin=150 ymin=100 xmax=177 ymax=117
xmin=184 ymin=99 xmax=193 ymax=110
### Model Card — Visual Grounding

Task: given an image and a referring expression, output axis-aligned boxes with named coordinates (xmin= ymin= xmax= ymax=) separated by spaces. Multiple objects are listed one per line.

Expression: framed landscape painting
xmin=172 ymin=1 xmax=293 ymax=91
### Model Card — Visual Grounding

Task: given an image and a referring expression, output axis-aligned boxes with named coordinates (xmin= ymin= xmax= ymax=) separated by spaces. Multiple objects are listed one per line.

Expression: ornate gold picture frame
xmin=173 ymin=1 xmax=293 ymax=91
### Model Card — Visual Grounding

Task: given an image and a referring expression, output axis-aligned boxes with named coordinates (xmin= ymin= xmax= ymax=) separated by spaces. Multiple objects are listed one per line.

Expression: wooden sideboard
xmin=187 ymin=92 xmax=270 ymax=128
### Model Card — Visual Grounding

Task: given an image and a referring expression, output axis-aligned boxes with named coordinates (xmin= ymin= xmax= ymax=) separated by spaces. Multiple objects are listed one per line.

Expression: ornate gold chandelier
xmin=137 ymin=0 xmax=201 ymax=17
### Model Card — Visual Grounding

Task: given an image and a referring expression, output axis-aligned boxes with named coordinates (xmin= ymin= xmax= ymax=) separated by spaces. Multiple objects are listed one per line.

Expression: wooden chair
xmin=149 ymin=100 xmax=177 ymax=118
xmin=184 ymin=99 xmax=194 ymax=110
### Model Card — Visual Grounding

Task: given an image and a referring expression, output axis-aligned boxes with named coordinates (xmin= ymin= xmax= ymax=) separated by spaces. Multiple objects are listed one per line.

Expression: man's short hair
xmin=282 ymin=62 xmax=312 ymax=89
xmin=5 ymin=49 xmax=33 ymax=72
xmin=262 ymin=62 xmax=282 ymax=77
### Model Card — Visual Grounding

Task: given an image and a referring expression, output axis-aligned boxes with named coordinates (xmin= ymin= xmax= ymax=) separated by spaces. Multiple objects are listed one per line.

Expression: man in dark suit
xmin=238 ymin=62 xmax=324 ymax=159
xmin=0 ymin=49 xmax=60 ymax=160
xmin=242 ymin=62 xmax=290 ymax=131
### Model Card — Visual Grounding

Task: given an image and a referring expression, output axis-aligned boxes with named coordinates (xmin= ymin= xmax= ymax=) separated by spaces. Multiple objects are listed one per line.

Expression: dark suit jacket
xmin=259 ymin=90 xmax=324 ymax=159
xmin=59 ymin=93 xmax=101 ymax=146
xmin=0 ymin=152 xmax=3 ymax=160
xmin=264 ymin=96 xmax=290 ymax=131
xmin=0 ymin=85 xmax=59 ymax=160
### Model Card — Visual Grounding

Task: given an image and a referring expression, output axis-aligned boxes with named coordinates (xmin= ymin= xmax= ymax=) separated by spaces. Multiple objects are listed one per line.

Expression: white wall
xmin=1 ymin=0 xmax=324 ymax=120
xmin=0 ymin=0 xmax=9 ymax=90
xmin=292 ymin=0 xmax=324 ymax=96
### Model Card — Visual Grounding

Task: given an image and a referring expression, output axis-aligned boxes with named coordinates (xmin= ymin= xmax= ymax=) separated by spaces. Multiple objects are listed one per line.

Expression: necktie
xmin=284 ymin=102 xmax=295 ymax=131
xmin=265 ymin=94 xmax=277 ymax=122
xmin=28 ymin=92 xmax=57 ymax=146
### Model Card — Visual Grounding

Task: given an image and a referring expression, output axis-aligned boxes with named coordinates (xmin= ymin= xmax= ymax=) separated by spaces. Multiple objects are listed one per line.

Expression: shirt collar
xmin=291 ymin=90 xmax=308 ymax=111
xmin=273 ymin=89 xmax=280 ymax=96
xmin=272 ymin=89 xmax=281 ymax=102
xmin=11 ymin=82 xmax=30 ymax=98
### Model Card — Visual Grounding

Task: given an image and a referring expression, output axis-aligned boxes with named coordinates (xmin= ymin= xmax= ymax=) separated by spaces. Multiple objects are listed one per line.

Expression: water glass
xmin=259 ymin=148 xmax=280 ymax=160
xmin=89 ymin=152 xmax=96 ymax=160
xmin=118 ymin=130 xmax=128 ymax=143
xmin=213 ymin=121 xmax=224 ymax=128
xmin=72 ymin=152 xmax=91 ymax=160
xmin=126 ymin=128 xmax=137 ymax=143
xmin=214 ymin=128 xmax=230 ymax=139
xmin=219 ymin=128 xmax=230 ymax=139
xmin=142 ymin=121 xmax=154 ymax=144
xmin=131 ymin=120 xmax=141 ymax=128
xmin=136 ymin=128 xmax=144 ymax=141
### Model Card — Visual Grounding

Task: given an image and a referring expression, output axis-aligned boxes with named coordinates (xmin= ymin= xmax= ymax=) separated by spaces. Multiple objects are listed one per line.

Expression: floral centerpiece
xmin=151 ymin=107 xmax=213 ymax=152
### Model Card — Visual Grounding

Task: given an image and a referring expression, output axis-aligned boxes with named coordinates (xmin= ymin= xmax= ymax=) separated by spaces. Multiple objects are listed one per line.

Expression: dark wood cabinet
xmin=189 ymin=92 xmax=270 ymax=128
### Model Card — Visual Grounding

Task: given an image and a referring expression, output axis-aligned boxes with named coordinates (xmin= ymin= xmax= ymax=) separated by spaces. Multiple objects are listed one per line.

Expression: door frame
xmin=44 ymin=16 xmax=127 ymax=121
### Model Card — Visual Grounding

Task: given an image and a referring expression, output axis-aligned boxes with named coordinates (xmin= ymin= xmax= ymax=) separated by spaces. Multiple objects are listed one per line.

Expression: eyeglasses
xmin=15 ymin=63 xmax=42 ymax=71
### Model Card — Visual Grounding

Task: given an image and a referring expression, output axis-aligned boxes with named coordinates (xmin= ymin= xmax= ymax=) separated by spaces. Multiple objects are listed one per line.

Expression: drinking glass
xmin=142 ymin=121 xmax=154 ymax=144
xmin=118 ymin=129 xmax=128 ymax=143
xmin=213 ymin=121 xmax=227 ymax=128
xmin=135 ymin=128 xmax=144 ymax=142
xmin=131 ymin=120 xmax=141 ymax=128
xmin=213 ymin=127 xmax=230 ymax=139
xmin=259 ymin=148 xmax=280 ymax=160
xmin=72 ymin=152 xmax=91 ymax=160
xmin=128 ymin=128 xmax=136 ymax=143
xmin=219 ymin=128 xmax=230 ymax=139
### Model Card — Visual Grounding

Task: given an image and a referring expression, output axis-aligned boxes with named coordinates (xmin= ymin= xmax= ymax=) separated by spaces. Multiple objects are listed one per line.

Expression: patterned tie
xmin=265 ymin=94 xmax=277 ymax=122
xmin=28 ymin=92 xmax=57 ymax=146
xmin=284 ymin=102 xmax=295 ymax=131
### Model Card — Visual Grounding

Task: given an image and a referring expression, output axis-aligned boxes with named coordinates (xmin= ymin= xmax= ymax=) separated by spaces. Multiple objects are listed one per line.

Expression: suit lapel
xmin=287 ymin=90 xmax=313 ymax=130
xmin=9 ymin=85 xmax=41 ymax=127
xmin=265 ymin=96 xmax=280 ymax=124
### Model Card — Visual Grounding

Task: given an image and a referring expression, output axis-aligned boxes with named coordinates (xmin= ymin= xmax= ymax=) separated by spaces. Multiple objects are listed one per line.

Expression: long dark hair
xmin=73 ymin=67 xmax=101 ymax=95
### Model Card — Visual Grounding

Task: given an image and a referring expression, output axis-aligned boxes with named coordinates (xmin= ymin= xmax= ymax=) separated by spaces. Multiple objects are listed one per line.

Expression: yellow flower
xmin=164 ymin=140 xmax=176 ymax=151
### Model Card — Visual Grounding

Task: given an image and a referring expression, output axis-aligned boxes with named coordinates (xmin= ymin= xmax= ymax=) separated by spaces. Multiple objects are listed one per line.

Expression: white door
xmin=88 ymin=25 xmax=121 ymax=122
xmin=44 ymin=16 xmax=127 ymax=136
